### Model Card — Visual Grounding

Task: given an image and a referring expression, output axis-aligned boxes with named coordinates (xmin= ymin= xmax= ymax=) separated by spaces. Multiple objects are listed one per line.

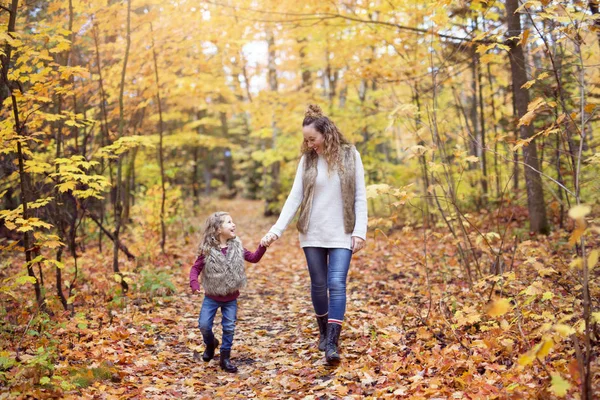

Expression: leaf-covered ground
xmin=2 ymin=199 xmax=598 ymax=399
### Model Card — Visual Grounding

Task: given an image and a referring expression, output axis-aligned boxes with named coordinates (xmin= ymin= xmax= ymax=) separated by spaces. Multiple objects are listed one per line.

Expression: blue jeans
xmin=198 ymin=297 xmax=237 ymax=351
xmin=303 ymin=247 xmax=352 ymax=323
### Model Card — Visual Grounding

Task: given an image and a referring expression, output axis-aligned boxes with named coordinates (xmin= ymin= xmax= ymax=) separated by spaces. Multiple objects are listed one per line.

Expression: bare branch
xmin=203 ymin=0 xmax=499 ymax=44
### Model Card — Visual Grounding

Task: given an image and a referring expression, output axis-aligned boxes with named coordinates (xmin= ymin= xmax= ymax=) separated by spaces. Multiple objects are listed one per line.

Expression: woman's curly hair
xmin=301 ymin=104 xmax=350 ymax=171
xmin=197 ymin=211 xmax=229 ymax=256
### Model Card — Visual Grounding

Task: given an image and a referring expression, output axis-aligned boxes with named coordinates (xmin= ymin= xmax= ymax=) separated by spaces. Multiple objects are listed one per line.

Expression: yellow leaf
xmin=520 ymin=29 xmax=530 ymax=46
xmin=16 ymin=275 xmax=37 ymax=285
xmin=487 ymin=298 xmax=511 ymax=317
xmin=17 ymin=225 xmax=34 ymax=233
xmin=536 ymin=338 xmax=553 ymax=358
xmin=114 ymin=274 xmax=122 ymax=283
xmin=476 ymin=43 xmax=495 ymax=54
xmin=569 ymin=257 xmax=583 ymax=269
xmin=568 ymin=204 xmax=591 ymax=220
xmin=366 ymin=184 xmax=391 ymax=199
xmin=554 ymin=324 xmax=575 ymax=337
xmin=568 ymin=225 xmax=586 ymax=246
xmin=521 ymin=79 xmax=536 ymax=89
xmin=537 ymin=72 xmax=550 ymax=80
xmin=522 ymin=281 xmax=544 ymax=296
xmin=528 ymin=97 xmax=546 ymax=111
xmin=587 ymin=250 xmax=598 ymax=270
xmin=43 ymin=240 xmax=64 ymax=249
xmin=537 ymin=267 xmax=557 ymax=277
xmin=584 ymin=103 xmax=596 ymax=113
xmin=480 ymin=53 xmax=500 ymax=64
xmin=464 ymin=155 xmax=479 ymax=163
xmin=518 ymin=110 xmax=537 ymax=127
xmin=57 ymin=181 xmax=77 ymax=193
xmin=518 ymin=350 xmax=536 ymax=366
xmin=542 ymin=291 xmax=553 ymax=301
xmin=549 ymin=374 xmax=571 ymax=397
xmin=592 ymin=312 xmax=600 ymax=323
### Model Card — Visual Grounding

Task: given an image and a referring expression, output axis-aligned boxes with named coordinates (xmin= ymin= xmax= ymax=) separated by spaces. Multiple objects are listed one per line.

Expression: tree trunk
xmin=86 ymin=211 xmax=136 ymax=260
xmin=92 ymin=17 xmax=110 ymax=253
xmin=113 ymin=0 xmax=132 ymax=293
xmin=150 ymin=22 xmax=167 ymax=253
xmin=298 ymin=38 xmax=311 ymax=90
xmin=476 ymin=52 xmax=488 ymax=197
xmin=3 ymin=0 xmax=43 ymax=306
xmin=486 ymin=65 xmax=502 ymax=198
xmin=264 ymin=29 xmax=280 ymax=216
xmin=123 ymin=145 xmax=139 ymax=223
xmin=469 ymin=47 xmax=479 ymax=167
xmin=413 ymin=85 xmax=432 ymax=228
xmin=192 ymin=109 xmax=208 ymax=200
xmin=0 ymin=0 xmax=18 ymax=108
xmin=506 ymin=0 xmax=550 ymax=234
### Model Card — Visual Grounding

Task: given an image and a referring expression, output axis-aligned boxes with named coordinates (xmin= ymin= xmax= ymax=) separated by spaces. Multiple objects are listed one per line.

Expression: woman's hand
xmin=351 ymin=236 xmax=365 ymax=254
xmin=261 ymin=232 xmax=279 ymax=247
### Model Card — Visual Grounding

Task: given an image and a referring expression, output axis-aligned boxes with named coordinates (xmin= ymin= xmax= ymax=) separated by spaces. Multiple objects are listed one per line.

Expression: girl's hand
xmin=351 ymin=236 xmax=365 ymax=254
xmin=261 ymin=233 xmax=278 ymax=247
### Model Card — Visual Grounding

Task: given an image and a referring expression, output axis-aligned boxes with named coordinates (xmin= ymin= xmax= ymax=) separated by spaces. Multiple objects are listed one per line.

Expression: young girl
xmin=190 ymin=211 xmax=267 ymax=373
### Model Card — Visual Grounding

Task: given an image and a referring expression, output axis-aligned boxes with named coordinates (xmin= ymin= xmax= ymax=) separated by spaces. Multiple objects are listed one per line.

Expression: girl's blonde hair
xmin=197 ymin=211 xmax=229 ymax=256
xmin=301 ymin=104 xmax=350 ymax=171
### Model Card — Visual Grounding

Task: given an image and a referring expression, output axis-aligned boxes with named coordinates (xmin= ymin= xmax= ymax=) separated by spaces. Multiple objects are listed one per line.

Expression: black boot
xmin=202 ymin=337 xmax=219 ymax=362
xmin=220 ymin=349 xmax=238 ymax=373
xmin=325 ymin=323 xmax=342 ymax=365
xmin=316 ymin=314 xmax=328 ymax=351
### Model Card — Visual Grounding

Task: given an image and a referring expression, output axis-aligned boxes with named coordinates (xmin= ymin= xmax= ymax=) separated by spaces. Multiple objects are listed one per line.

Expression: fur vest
xmin=202 ymin=237 xmax=247 ymax=296
xmin=297 ymin=145 xmax=356 ymax=234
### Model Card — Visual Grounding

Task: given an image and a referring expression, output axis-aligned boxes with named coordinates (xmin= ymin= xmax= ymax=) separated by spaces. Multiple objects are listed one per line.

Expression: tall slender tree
xmin=505 ymin=0 xmax=550 ymax=234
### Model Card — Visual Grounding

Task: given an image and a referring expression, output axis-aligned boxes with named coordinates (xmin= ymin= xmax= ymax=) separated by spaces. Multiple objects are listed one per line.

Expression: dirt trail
xmin=86 ymin=199 xmax=380 ymax=399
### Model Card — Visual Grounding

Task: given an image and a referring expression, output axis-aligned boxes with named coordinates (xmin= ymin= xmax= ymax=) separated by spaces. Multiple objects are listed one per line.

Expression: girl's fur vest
xmin=202 ymin=237 xmax=247 ymax=296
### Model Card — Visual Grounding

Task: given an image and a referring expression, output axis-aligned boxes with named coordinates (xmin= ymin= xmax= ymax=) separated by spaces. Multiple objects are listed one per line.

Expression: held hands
xmin=260 ymin=232 xmax=279 ymax=247
xmin=351 ymin=236 xmax=365 ymax=254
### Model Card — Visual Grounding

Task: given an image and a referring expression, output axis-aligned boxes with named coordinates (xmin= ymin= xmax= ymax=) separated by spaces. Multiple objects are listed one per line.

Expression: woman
xmin=261 ymin=104 xmax=367 ymax=365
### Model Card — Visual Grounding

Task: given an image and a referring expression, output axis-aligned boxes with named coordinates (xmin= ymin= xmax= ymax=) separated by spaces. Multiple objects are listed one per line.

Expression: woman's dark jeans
xmin=303 ymin=247 xmax=352 ymax=323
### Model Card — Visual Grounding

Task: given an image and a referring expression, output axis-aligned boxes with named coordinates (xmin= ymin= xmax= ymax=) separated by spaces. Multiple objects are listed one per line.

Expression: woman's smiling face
xmin=303 ymin=124 xmax=325 ymax=154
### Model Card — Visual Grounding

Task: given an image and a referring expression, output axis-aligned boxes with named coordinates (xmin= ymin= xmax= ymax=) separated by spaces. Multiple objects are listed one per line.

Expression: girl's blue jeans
xmin=198 ymin=297 xmax=237 ymax=351
xmin=302 ymin=247 xmax=352 ymax=323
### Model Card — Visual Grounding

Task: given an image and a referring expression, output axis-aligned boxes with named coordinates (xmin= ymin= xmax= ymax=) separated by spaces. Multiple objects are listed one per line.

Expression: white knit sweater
xmin=268 ymin=149 xmax=368 ymax=250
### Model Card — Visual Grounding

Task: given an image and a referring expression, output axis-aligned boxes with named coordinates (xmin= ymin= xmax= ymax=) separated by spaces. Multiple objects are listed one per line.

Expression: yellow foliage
xmin=568 ymin=204 xmax=591 ymax=220
xmin=366 ymin=184 xmax=392 ymax=199
xmin=486 ymin=298 xmax=511 ymax=317
xmin=536 ymin=338 xmax=553 ymax=358
xmin=553 ymin=324 xmax=575 ymax=337
xmin=549 ymin=374 xmax=571 ymax=397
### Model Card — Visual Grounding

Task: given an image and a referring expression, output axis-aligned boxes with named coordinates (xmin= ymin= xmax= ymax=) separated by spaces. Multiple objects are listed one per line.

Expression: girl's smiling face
xmin=303 ymin=124 xmax=325 ymax=154
xmin=218 ymin=215 xmax=236 ymax=241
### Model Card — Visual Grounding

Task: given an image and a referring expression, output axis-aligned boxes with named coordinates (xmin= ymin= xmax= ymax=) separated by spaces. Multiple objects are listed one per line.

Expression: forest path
xmin=82 ymin=199 xmax=412 ymax=399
